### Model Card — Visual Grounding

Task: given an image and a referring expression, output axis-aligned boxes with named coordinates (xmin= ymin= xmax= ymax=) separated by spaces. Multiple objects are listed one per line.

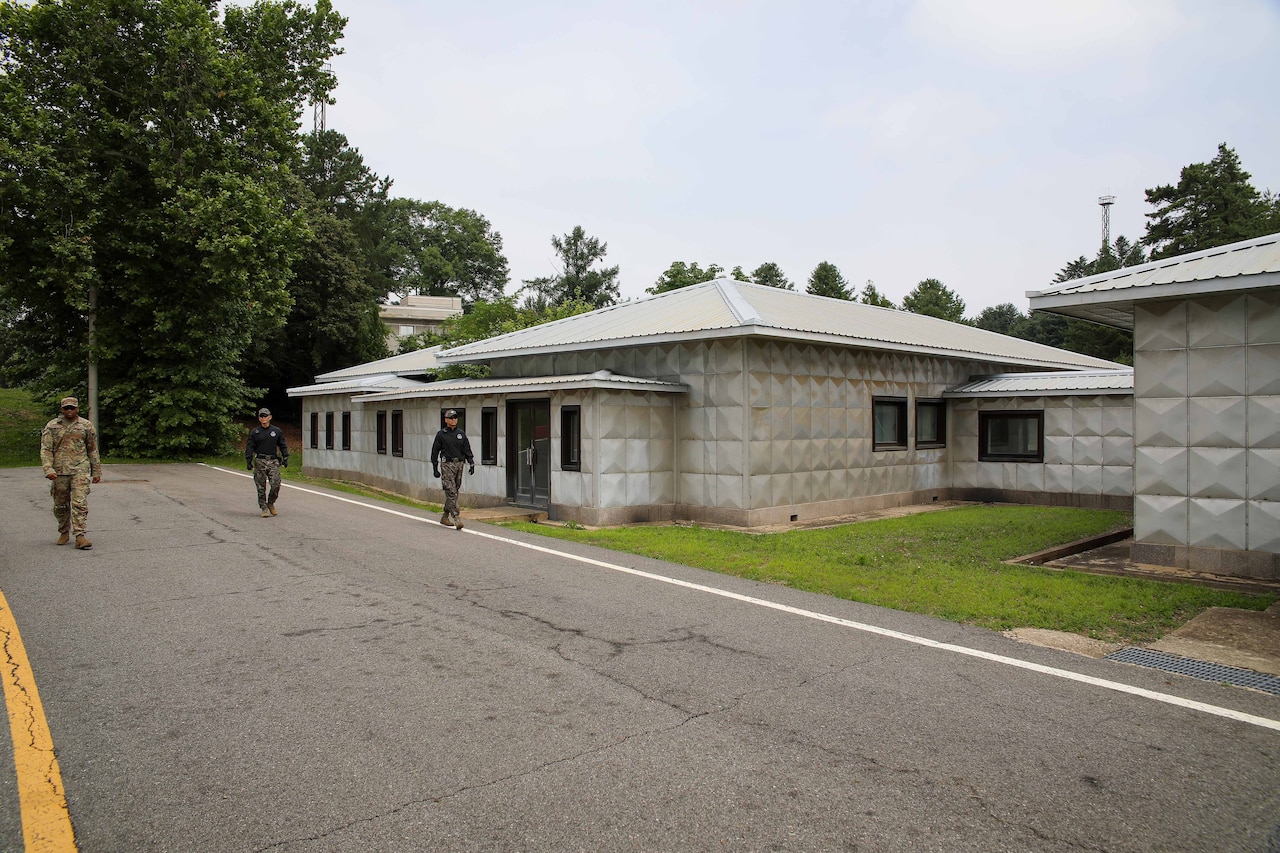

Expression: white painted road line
xmin=206 ymin=464 xmax=1280 ymax=733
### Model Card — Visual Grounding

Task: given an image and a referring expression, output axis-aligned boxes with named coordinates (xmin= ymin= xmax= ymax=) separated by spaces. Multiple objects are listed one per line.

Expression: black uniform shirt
xmin=431 ymin=428 xmax=474 ymax=465
xmin=246 ymin=425 xmax=289 ymax=463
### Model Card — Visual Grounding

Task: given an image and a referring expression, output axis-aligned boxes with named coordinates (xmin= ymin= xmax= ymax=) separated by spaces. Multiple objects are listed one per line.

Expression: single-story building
xmin=290 ymin=279 xmax=1129 ymax=528
xmin=1028 ymin=231 xmax=1280 ymax=579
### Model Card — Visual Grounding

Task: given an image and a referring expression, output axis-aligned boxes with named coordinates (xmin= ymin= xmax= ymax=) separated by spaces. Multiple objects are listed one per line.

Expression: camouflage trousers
xmin=440 ymin=460 xmax=464 ymax=520
xmin=51 ymin=473 xmax=91 ymax=536
xmin=253 ymin=457 xmax=282 ymax=509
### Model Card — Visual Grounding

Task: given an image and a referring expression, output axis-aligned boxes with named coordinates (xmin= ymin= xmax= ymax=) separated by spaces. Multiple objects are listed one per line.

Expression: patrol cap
xmin=60 ymin=397 xmax=78 ymax=408
xmin=444 ymin=409 xmax=458 ymax=418
xmin=258 ymin=408 xmax=271 ymax=417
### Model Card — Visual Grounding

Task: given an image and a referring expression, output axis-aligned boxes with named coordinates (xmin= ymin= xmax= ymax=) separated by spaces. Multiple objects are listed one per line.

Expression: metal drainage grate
xmin=1104 ymin=647 xmax=1280 ymax=696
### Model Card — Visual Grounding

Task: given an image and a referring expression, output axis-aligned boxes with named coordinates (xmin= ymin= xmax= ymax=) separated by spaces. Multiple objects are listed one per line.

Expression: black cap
xmin=258 ymin=408 xmax=271 ymax=417
xmin=444 ymin=409 xmax=458 ymax=418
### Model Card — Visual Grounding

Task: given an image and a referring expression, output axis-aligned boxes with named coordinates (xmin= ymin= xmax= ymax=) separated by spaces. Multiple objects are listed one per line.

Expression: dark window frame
xmin=341 ymin=411 xmax=351 ymax=450
xmin=915 ymin=399 xmax=946 ymax=449
xmin=309 ymin=411 xmax=318 ymax=449
xmin=324 ymin=411 xmax=335 ymax=450
xmin=872 ymin=397 xmax=909 ymax=451
xmin=481 ymin=407 xmax=498 ymax=465
xmin=376 ymin=410 xmax=387 ymax=455
xmin=978 ymin=411 xmax=1044 ymax=462
xmin=560 ymin=405 xmax=581 ymax=471
xmin=391 ymin=410 xmax=404 ymax=457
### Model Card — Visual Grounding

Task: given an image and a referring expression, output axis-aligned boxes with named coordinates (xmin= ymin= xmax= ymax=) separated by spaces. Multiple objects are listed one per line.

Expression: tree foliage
xmin=750 ymin=262 xmax=793 ymax=290
xmin=522 ymin=226 xmax=619 ymax=309
xmin=0 ymin=0 xmax=346 ymax=455
xmin=805 ymin=261 xmax=851 ymax=300
xmin=648 ymin=261 xmax=723 ymax=294
xmin=858 ymin=280 xmax=894 ymax=308
xmin=377 ymin=198 xmax=509 ymax=304
xmin=901 ymin=278 xmax=966 ymax=323
xmin=1143 ymin=143 xmax=1280 ymax=260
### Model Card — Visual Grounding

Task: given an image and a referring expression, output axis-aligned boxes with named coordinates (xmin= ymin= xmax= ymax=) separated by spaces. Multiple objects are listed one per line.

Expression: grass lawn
xmin=502 ymin=506 xmax=1278 ymax=644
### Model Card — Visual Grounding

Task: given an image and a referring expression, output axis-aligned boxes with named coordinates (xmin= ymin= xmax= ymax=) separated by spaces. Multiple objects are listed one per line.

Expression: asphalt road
xmin=1 ymin=464 xmax=1279 ymax=852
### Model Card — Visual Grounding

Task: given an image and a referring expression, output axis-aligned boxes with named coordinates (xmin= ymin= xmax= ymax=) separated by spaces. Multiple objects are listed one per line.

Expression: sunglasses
xmin=61 ymin=405 xmax=78 ymax=410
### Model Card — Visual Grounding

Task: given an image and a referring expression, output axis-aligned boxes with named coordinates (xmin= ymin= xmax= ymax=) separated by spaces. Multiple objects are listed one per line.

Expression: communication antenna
xmin=312 ymin=62 xmax=332 ymax=135
xmin=1098 ymin=194 xmax=1115 ymax=251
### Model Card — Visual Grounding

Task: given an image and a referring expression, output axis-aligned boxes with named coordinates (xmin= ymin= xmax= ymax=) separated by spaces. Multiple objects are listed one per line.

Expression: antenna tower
xmin=1098 ymin=194 xmax=1115 ymax=251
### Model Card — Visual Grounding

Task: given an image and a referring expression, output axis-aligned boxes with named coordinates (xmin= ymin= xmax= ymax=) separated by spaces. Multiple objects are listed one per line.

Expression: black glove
xmin=282 ymin=457 xmax=289 ymax=468
xmin=468 ymin=464 xmax=475 ymax=475
xmin=432 ymin=465 xmax=440 ymax=478
xmin=246 ymin=460 xmax=253 ymax=471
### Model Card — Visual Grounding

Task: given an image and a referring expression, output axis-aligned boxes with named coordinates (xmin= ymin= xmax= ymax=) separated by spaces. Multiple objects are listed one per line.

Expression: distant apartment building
xmin=379 ymin=295 xmax=463 ymax=352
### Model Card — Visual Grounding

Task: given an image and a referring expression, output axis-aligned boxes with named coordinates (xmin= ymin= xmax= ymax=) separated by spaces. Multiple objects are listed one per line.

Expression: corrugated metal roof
xmin=439 ymin=279 xmax=1121 ymax=371
xmin=356 ymin=370 xmax=688 ymax=403
xmin=946 ymin=369 xmax=1133 ymax=397
xmin=286 ymin=374 xmax=430 ymax=398
xmin=1027 ymin=232 xmax=1280 ymax=329
xmin=314 ymin=346 xmax=443 ymax=382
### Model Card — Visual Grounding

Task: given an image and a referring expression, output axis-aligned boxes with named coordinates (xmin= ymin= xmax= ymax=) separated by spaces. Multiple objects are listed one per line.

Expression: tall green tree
xmin=730 ymin=265 xmax=751 ymax=282
xmin=750 ymin=262 xmax=793 ymax=290
xmin=379 ymin=198 xmax=509 ymax=304
xmin=0 ymin=0 xmax=345 ymax=456
xmin=859 ymin=280 xmax=894 ymax=308
xmin=901 ymin=278 xmax=966 ymax=322
xmin=806 ymin=261 xmax=851 ymax=300
xmin=647 ymin=261 xmax=723 ymax=294
xmin=1143 ymin=143 xmax=1280 ymax=260
xmin=522 ymin=226 xmax=620 ymax=308
xmin=974 ymin=303 xmax=1025 ymax=336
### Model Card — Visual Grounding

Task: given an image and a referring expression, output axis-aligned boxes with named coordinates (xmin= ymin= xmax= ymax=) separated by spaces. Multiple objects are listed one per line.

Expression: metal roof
xmin=355 ymin=370 xmax=688 ymax=403
xmin=314 ymin=346 xmax=443 ymax=382
xmin=945 ymin=369 xmax=1133 ymax=397
xmin=286 ymin=374 xmax=430 ymax=398
xmin=439 ymin=279 xmax=1121 ymax=371
xmin=1027 ymin=232 xmax=1280 ymax=330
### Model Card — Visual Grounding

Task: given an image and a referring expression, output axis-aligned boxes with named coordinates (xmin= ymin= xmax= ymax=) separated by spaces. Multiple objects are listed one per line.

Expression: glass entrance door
xmin=507 ymin=400 xmax=550 ymax=508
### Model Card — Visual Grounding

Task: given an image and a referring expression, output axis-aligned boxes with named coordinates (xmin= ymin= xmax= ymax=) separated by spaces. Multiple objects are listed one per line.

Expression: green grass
xmin=0 ymin=387 xmax=46 ymax=467
xmin=503 ymin=506 xmax=1277 ymax=644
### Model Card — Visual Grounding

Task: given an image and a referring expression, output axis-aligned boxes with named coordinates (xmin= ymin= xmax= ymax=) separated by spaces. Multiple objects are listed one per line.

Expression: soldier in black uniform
xmin=430 ymin=409 xmax=474 ymax=529
xmin=245 ymin=407 xmax=289 ymax=517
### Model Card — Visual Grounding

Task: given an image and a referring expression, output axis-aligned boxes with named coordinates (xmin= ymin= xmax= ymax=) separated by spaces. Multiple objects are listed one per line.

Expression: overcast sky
xmin=322 ymin=0 xmax=1280 ymax=315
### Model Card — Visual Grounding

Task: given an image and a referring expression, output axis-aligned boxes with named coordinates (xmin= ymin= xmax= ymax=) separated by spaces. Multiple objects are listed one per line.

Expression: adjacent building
xmin=1029 ymin=231 xmax=1280 ymax=578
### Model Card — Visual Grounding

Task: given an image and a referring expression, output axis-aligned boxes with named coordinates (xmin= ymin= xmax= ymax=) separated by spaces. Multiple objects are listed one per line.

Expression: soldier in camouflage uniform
xmin=40 ymin=396 xmax=102 ymax=550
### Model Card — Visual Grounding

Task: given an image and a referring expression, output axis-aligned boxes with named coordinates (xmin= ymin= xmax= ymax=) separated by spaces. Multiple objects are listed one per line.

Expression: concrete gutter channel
xmin=1007 ymin=528 xmax=1280 ymax=692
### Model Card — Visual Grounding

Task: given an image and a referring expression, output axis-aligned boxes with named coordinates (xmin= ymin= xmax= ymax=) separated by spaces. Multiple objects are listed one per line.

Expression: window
xmin=391 ymin=410 xmax=404 ymax=457
xmin=324 ymin=412 xmax=335 ymax=450
xmin=341 ymin=411 xmax=351 ymax=450
xmin=561 ymin=406 xmax=581 ymax=470
xmin=481 ymin=407 xmax=497 ymax=465
xmin=309 ymin=412 xmax=318 ymax=449
xmin=376 ymin=410 xmax=387 ymax=455
xmin=872 ymin=397 xmax=908 ymax=450
xmin=979 ymin=411 xmax=1044 ymax=462
xmin=915 ymin=400 xmax=946 ymax=449
xmin=398 ymin=324 xmax=415 ymax=336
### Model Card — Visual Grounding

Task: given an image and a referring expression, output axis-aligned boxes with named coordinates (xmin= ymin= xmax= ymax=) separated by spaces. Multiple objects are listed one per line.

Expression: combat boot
xmin=268 ymin=503 xmax=277 ymax=516
xmin=57 ymin=531 xmax=70 ymax=546
xmin=440 ymin=513 xmax=451 ymax=526
xmin=453 ymin=514 xmax=464 ymax=530
xmin=261 ymin=508 xmax=271 ymax=518
xmin=74 ymin=535 xmax=92 ymax=550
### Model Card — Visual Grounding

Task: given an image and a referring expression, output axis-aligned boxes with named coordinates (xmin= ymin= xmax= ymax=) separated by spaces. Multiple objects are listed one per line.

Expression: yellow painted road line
xmin=0 ymin=589 xmax=77 ymax=852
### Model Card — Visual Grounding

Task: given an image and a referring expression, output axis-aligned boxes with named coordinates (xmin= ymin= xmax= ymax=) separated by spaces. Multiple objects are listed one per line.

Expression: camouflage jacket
xmin=40 ymin=415 xmax=102 ymax=478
